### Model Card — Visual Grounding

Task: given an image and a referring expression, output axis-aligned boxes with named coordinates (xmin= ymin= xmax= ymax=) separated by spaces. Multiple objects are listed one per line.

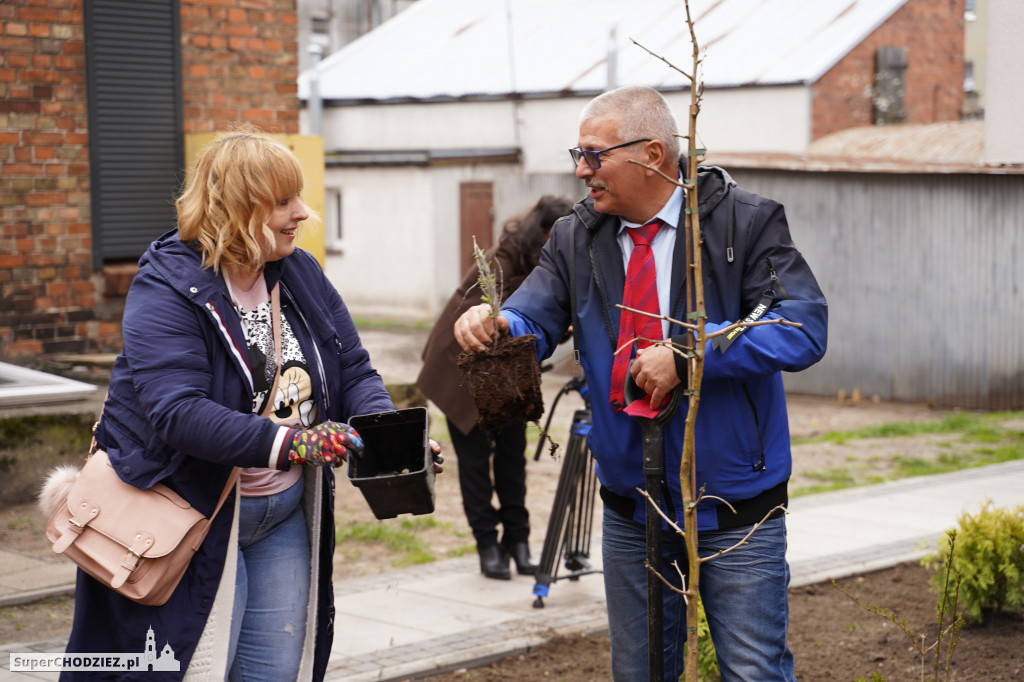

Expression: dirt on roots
xmin=456 ymin=333 xmax=544 ymax=432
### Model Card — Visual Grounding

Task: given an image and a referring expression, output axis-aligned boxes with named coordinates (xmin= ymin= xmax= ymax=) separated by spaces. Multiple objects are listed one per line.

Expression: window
xmin=325 ymin=188 xmax=344 ymax=254
xmin=873 ymin=46 xmax=907 ymax=125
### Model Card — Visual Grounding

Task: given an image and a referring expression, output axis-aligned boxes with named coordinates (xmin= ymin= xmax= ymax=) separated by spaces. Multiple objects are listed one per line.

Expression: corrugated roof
xmin=805 ymin=121 xmax=984 ymax=164
xmin=705 ymin=122 xmax=1024 ymax=174
xmin=299 ymin=0 xmax=910 ymax=102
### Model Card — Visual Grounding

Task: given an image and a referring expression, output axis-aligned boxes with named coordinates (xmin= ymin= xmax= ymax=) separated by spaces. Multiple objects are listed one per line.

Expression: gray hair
xmin=580 ymin=85 xmax=680 ymax=162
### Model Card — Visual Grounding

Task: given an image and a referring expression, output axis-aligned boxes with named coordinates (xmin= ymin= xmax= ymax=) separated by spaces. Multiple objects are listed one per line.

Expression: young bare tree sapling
xmin=836 ymin=530 xmax=966 ymax=682
xmin=627 ymin=4 xmax=802 ymax=679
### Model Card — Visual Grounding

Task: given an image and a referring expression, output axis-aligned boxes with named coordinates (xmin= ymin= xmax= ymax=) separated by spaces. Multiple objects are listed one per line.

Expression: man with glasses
xmin=455 ymin=85 xmax=827 ymax=681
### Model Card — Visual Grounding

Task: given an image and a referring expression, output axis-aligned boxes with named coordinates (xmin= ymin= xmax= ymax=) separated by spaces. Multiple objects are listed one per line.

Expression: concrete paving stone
xmin=789 ymin=538 xmax=938 ymax=587
xmin=336 ymin=588 xmax=510 ymax=640
xmin=334 ymin=618 xmax=430 ymax=657
xmin=396 ymin=575 xmax=535 ymax=611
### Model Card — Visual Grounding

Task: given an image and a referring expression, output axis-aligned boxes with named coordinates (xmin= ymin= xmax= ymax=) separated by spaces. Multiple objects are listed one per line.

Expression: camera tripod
xmin=531 ymin=375 xmax=601 ymax=608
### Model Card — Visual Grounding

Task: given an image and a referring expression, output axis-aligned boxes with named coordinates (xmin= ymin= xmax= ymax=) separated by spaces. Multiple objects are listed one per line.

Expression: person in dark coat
xmin=59 ymin=130 xmax=440 ymax=681
xmin=417 ymin=196 xmax=572 ymax=580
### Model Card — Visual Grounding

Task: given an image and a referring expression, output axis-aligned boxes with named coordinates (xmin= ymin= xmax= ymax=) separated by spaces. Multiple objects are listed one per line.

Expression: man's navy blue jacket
xmin=503 ymin=165 xmax=828 ymax=531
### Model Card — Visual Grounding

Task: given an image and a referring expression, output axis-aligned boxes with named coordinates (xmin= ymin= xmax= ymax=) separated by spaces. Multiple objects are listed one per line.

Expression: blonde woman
xmin=61 ymin=131 xmax=437 ymax=681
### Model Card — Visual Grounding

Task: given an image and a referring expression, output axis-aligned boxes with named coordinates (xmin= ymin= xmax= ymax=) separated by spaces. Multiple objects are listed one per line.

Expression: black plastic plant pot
xmin=346 ymin=406 xmax=435 ymax=520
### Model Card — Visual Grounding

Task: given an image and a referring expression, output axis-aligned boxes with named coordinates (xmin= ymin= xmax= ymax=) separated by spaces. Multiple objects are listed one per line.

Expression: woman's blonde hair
xmin=176 ymin=129 xmax=308 ymax=273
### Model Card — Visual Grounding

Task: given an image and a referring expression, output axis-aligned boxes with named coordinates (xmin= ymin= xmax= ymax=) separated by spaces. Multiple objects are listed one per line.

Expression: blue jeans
xmin=228 ymin=478 xmax=310 ymax=682
xmin=602 ymin=506 xmax=795 ymax=681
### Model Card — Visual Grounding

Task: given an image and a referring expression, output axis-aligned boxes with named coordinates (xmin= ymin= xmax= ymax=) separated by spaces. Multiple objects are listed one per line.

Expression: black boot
xmin=502 ymin=540 xmax=538 ymax=576
xmin=478 ymin=544 xmax=511 ymax=580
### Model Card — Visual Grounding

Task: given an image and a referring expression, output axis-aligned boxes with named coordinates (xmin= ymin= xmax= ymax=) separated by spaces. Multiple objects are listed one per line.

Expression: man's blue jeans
xmin=228 ymin=478 xmax=310 ymax=681
xmin=602 ymin=505 xmax=795 ymax=681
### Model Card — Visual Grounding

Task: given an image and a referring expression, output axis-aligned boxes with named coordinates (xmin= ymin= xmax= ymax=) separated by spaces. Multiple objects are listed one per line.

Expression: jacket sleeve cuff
xmin=269 ymin=426 xmax=296 ymax=471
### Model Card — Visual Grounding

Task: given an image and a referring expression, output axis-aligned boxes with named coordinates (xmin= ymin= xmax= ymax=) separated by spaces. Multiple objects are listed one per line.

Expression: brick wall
xmin=180 ymin=0 xmax=300 ymax=135
xmin=0 ymin=0 xmax=93 ymax=358
xmin=812 ymin=0 xmax=965 ymax=141
xmin=0 ymin=0 xmax=299 ymax=362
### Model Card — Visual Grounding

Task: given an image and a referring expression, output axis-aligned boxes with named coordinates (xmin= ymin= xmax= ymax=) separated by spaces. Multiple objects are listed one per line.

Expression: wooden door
xmin=459 ymin=181 xmax=494 ymax=272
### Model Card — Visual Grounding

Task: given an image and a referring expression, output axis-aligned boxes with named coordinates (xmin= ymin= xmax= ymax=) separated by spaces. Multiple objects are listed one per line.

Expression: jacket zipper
xmin=764 ymin=257 xmax=789 ymax=300
xmin=279 ymin=282 xmax=331 ymax=417
xmin=741 ymin=383 xmax=766 ymax=471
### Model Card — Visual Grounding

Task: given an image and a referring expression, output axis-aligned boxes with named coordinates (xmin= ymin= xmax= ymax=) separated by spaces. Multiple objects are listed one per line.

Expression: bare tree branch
xmin=627 ymin=158 xmax=694 ymax=189
xmin=698 ymin=505 xmax=789 ymax=564
xmin=616 ymin=303 xmax=803 ymax=337
xmin=647 ymin=558 xmax=697 ymax=602
xmin=616 ymin=303 xmax=699 ymax=332
xmin=630 ymin=37 xmax=697 ymax=83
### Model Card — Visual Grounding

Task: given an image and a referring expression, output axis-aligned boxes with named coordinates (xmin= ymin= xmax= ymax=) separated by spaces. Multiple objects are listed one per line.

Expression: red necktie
xmin=610 ymin=220 xmax=662 ymax=416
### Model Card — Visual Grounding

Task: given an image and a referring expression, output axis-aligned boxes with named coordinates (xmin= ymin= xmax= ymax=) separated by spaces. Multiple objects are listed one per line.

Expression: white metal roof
xmin=299 ymin=0 xmax=910 ymax=102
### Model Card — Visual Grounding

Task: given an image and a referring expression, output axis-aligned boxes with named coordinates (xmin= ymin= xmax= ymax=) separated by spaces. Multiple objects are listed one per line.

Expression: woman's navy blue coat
xmin=64 ymin=230 xmax=394 ymax=680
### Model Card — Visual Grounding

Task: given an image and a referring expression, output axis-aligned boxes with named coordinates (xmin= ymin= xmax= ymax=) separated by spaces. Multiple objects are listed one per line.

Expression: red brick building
xmin=812 ymin=0 xmax=964 ymax=141
xmin=0 ymin=0 xmax=300 ymax=361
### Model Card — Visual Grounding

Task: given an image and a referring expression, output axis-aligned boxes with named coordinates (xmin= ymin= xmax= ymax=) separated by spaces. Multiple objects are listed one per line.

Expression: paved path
xmin=3 ymin=459 xmax=1022 ymax=681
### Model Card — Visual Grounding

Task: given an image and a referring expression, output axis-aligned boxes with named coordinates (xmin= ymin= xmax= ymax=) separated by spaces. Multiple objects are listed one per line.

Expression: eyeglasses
xmin=568 ymin=139 xmax=651 ymax=170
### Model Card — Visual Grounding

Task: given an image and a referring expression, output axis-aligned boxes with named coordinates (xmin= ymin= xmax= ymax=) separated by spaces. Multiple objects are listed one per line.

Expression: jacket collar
xmin=138 ymin=230 xmax=289 ymax=394
xmin=571 ymin=162 xmax=736 ymax=339
xmin=572 ymin=162 xmax=734 ymax=233
xmin=141 ymin=229 xmax=286 ymax=303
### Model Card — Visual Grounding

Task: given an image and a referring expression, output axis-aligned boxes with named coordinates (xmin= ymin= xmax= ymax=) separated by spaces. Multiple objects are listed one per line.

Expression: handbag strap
xmin=211 ymin=467 xmax=241 ymax=521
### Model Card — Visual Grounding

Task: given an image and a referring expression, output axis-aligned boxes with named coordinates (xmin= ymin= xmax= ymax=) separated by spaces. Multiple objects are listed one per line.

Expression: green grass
xmin=6 ymin=516 xmax=33 ymax=532
xmin=793 ymin=412 xmax=977 ymax=445
xmin=446 ymin=543 xmax=476 ymax=559
xmin=794 ymin=411 xmax=1024 ymax=446
xmin=791 ymin=411 xmax=1024 ymax=497
xmin=335 ymin=516 xmax=458 ymax=568
xmin=351 ymin=316 xmax=434 ymax=331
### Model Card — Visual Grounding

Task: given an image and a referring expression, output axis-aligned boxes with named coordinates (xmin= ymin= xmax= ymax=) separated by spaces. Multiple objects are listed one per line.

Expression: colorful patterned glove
xmin=429 ymin=439 xmax=444 ymax=475
xmin=286 ymin=421 xmax=363 ymax=468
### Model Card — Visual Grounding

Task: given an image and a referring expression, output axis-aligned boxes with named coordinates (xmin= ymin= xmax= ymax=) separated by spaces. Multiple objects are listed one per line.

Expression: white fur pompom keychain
xmin=38 ymin=465 xmax=82 ymax=520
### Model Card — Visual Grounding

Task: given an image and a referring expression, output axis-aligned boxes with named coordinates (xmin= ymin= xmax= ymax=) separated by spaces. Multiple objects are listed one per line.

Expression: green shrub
xmin=696 ymin=596 xmax=719 ymax=680
xmin=923 ymin=500 xmax=1024 ymax=622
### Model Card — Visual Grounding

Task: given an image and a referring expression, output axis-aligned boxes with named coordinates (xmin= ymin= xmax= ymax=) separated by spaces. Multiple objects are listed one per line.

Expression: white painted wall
xmin=320 ymin=100 xmax=518 ymax=151
xmin=983 ymin=0 xmax=1024 ymax=164
xmin=322 ymin=161 xmax=552 ymax=321
xmin=669 ymin=86 xmax=813 ymax=156
xmin=516 ymin=86 xmax=813 ymax=174
xmin=518 ymin=98 xmax=592 ymax=174
xmin=322 ymin=164 xmax=437 ymax=320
